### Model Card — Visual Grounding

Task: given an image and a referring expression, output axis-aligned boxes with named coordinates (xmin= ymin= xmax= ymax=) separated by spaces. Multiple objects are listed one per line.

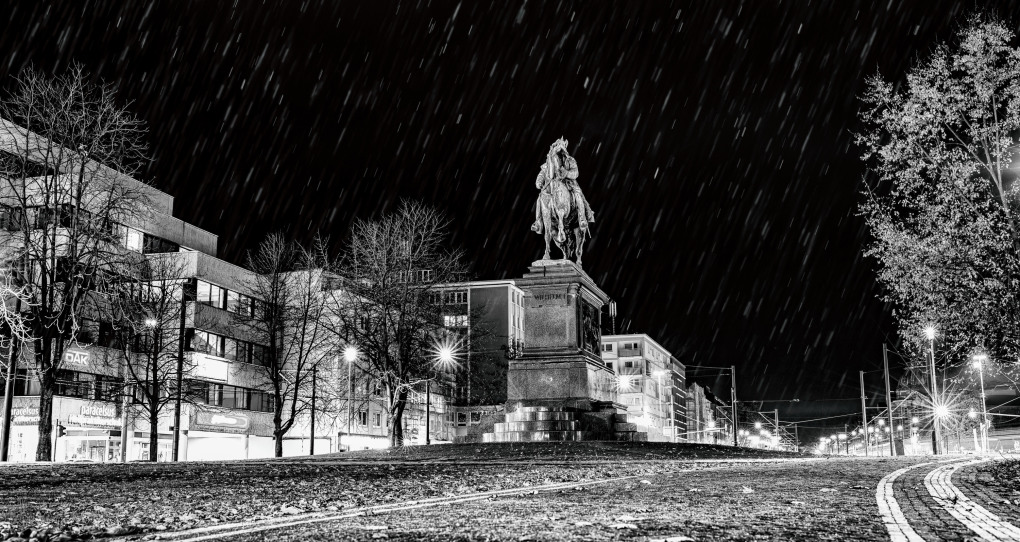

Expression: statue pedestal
xmin=483 ymin=260 xmax=645 ymax=443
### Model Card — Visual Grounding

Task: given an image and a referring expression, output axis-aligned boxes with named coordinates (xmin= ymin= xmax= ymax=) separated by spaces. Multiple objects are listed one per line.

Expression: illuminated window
xmin=443 ymin=315 xmax=468 ymax=328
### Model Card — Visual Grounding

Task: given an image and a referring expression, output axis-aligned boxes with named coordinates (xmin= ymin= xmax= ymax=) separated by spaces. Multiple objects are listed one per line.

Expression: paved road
xmin=109 ymin=456 xmax=1019 ymax=541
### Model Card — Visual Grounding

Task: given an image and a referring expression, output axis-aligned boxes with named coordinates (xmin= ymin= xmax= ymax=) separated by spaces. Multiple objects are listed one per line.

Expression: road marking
xmin=924 ymin=459 xmax=1020 ymax=541
xmin=142 ymin=475 xmax=642 ymax=542
xmin=876 ymin=461 xmax=933 ymax=542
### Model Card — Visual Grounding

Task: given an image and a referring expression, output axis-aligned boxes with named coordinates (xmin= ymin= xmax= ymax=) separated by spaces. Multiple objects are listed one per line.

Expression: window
xmin=443 ymin=315 xmax=468 ymax=328
xmin=470 ymin=412 xmax=481 ymax=425
xmin=221 ymin=386 xmax=248 ymax=409
xmin=443 ymin=291 xmax=467 ymax=305
xmin=605 ymin=361 xmax=613 ymax=369
xmin=114 ymin=224 xmax=144 ymax=252
xmin=456 ymin=412 xmax=468 ymax=427
xmin=623 ymin=342 xmax=638 ymax=350
xmin=97 ymin=322 xmax=128 ymax=350
xmin=226 ymin=291 xmax=254 ymax=317
xmin=624 ymin=360 xmax=633 ymax=368
xmin=603 ymin=343 xmax=614 ymax=352
xmin=192 ymin=330 xmax=224 ymax=358
xmin=222 ymin=338 xmax=240 ymax=362
xmin=628 ymin=397 xmax=642 ymax=406
xmin=142 ymin=233 xmax=180 ymax=254
xmin=357 ymin=411 xmax=368 ymax=427
xmin=196 ymin=281 xmax=226 ymax=309
xmin=186 ymin=381 xmax=273 ymax=412
xmin=249 ymin=390 xmax=274 ymax=413
xmin=373 ymin=413 xmax=381 ymax=427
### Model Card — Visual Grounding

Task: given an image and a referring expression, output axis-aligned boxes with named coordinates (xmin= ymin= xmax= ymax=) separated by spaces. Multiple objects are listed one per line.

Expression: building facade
xmin=600 ymin=334 xmax=686 ymax=442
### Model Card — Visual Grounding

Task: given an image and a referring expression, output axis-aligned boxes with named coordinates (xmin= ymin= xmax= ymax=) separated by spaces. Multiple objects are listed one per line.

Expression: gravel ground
xmin=235 ymin=457 xmax=923 ymax=542
xmin=973 ymin=457 xmax=1020 ymax=525
xmin=0 ymin=443 xmax=913 ymax=542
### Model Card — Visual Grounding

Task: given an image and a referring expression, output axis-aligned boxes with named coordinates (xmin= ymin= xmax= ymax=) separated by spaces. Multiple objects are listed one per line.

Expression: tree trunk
xmin=148 ymin=404 xmax=158 ymax=462
xmin=274 ymin=407 xmax=284 ymax=457
xmin=388 ymin=391 xmax=407 ymax=448
xmin=35 ymin=367 xmax=55 ymax=462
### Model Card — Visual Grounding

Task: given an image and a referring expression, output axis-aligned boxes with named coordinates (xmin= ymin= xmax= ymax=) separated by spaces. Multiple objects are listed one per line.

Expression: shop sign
xmin=12 ymin=406 xmax=39 ymax=425
xmin=62 ymin=347 xmax=91 ymax=368
xmin=195 ymin=411 xmax=250 ymax=431
xmin=67 ymin=402 xmax=121 ymax=428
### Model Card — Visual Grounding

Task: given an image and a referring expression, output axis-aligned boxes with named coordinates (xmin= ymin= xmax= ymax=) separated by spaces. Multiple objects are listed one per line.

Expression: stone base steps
xmin=482 ymin=405 xmax=647 ymax=443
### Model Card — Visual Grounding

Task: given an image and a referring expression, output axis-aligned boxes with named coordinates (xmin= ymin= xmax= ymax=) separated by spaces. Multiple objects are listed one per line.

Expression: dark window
xmin=357 ymin=411 xmax=368 ymax=426
xmin=98 ymin=322 xmax=128 ymax=350
xmin=54 ymin=370 xmax=122 ymax=401
xmin=0 ymin=368 xmax=42 ymax=396
xmin=142 ymin=233 xmax=180 ymax=254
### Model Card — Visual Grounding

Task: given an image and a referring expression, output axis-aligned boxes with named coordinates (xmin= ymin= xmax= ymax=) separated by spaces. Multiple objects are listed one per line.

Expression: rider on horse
xmin=531 ymin=138 xmax=595 ymax=235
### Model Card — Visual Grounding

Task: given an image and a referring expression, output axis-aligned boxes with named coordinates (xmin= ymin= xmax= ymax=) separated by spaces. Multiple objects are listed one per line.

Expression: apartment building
xmin=0 ymin=117 xmax=297 ymax=462
xmin=600 ymin=334 xmax=686 ymax=442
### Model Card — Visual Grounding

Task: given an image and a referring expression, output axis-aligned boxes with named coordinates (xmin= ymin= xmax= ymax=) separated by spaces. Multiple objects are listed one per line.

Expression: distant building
xmin=685 ymin=383 xmax=731 ymax=445
xmin=600 ymin=334 xmax=686 ymax=442
xmin=408 ymin=280 xmax=526 ymax=443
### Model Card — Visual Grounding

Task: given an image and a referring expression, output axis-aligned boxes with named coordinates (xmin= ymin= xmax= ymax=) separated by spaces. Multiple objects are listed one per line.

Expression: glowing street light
xmin=934 ymin=404 xmax=950 ymax=419
xmin=425 ymin=339 xmax=461 ymax=446
xmin=342 ymin=345 xmax=359 ymax=451
xmin=972 ymin=353 xmax=990 ymax=453
xmin=923 ymin=326 xmax=942 ymax=454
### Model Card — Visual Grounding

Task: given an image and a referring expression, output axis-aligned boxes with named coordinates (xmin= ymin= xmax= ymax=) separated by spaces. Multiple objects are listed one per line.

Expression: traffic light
xmin=56 ymin=425 xmax=66 ymax=438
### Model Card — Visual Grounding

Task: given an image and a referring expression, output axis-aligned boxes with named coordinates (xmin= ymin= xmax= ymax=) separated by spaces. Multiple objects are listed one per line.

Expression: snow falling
xmin=0 ymin=1 xmax=1005 ymax=422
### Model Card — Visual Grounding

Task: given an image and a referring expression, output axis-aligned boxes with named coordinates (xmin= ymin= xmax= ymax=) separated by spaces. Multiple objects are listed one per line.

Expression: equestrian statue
xmin=530 ymin=138 xmax=595 ymax=267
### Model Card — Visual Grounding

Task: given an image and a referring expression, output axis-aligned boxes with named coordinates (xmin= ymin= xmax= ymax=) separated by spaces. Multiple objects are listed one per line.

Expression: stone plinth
xmin=484 ymin=259 xmax=645 ymax=443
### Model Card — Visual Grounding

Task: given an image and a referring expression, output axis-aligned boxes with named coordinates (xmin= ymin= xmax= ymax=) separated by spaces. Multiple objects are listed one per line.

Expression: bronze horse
xmin=536 ymin=176 xmax=587 ymax=267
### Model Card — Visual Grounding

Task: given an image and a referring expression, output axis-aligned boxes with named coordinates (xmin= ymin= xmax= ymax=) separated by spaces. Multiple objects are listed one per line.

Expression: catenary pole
xmin=860 ymin=371 xmax=868 ymax=456
xmin=883 ymin=344 xmax=896 ymax=456
xmin=730 ymin=365 xmax=738 ymax=447
xmin=346 ymin=357 xmax=352 ymax=451
xmin=928 ymin=335 xmax=941 ymax=455
xmin=425 ymin=378 xmax=431 ymax=445
xmin=310 ymin=365 xmax=317 ymax=455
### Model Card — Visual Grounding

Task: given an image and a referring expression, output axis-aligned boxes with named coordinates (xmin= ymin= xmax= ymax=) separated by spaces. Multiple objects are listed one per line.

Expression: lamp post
xmin=924 ymin=326 xmax=942 ymax=455
xmin=309 ymin=365 xmax=317 ymax=455
xmin=972 ymin=354 xmax=990 ymax=454
xmin=428 ymin=341 xmax=459 ymax=446
xmin=343 ymin=346 xmax=358 ymax=452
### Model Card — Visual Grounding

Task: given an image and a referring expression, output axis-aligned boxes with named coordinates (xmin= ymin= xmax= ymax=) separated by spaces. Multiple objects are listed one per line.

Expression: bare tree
xmin=0 ymin=65 xmax=151 ymax=460
xmin=238 ymin=233 xmax=334 ymax=457
xmin=327 ymin=201 xmax=466 ymax=447
xmin=116 ymin=253 xmax=191 ymax=461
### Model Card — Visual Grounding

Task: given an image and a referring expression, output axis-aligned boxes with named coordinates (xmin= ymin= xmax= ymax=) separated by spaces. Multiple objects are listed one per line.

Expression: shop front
xmin=183 ymin=407 xmax=275 ymax=461
xmin=57 ymin=399 xmax=124 ymax=462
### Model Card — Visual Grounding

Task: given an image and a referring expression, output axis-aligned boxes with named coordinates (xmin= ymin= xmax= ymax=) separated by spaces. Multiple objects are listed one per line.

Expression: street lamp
xmin=972 ymin=353 xmax=990 ymax=454
xmin=924 ymin=326 xmax=942 ymax=455
xmin=427 ymin=340 xmax=459 ymax=446
xmin=343 ymin=346 xmax=358 ymax=452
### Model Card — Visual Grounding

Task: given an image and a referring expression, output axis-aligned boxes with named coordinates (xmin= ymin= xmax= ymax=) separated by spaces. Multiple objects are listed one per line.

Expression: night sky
xmin=3 ymin=1 xmax=1017 ymax=431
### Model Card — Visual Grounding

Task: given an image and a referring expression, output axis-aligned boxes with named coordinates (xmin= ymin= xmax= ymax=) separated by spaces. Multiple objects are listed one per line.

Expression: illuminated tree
xmin=858 ymin=15 xmax=1020 ymax=380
